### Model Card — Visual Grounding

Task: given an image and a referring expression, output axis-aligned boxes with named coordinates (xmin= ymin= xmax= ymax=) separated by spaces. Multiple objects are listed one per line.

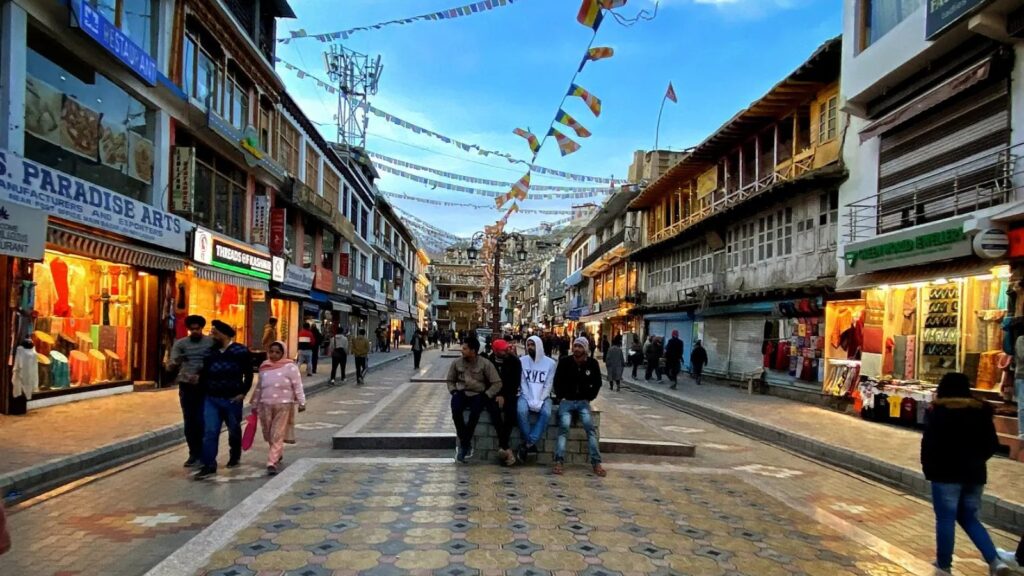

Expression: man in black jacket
xmin=552 ymin=337 xmax=605 ymax=477
xmin=195 ymin=320 xmax=254 ymax=480
xmin=484 ymin=339 xmax=521 ymax=466
xmin=665 ymin=330 xmax=684 ymax=389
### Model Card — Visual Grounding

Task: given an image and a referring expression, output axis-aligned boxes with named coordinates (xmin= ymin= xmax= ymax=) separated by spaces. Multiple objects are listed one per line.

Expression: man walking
xmin=690 ymin=339 xmax=708 ymax=386
xmin=194 ymin=321 xmax=253 ymax=480
xmin=351 ymin=328 xmax=371 ymax=385
xmin=297 ymin=323 xmax=316 ymax=377
xmin=665 ymin=330 xmax=684 ymax=390
xmin=261 ymin=317 xmax=278 ymax=353
xmin=310 ymin=322 xmax=323 ymax=375
xmin=644 ymin=335 xmax=663 ymax=382
xmin=518 ymin=335 xmax=555 ymax=460
xmin=330 ymin=327 xmax=349 ymax=385
xmin=552 ymin=337 xmax=605 ymax=477
xmin=484 ymin=339 xmax=521 ymax=466
xmin=411 ymin=329 xmax=426 ymax=369
xmin=447 ymin=336 xmax=503 ymax=463
xmin=166 ymin=315 xmax=214 ymax=468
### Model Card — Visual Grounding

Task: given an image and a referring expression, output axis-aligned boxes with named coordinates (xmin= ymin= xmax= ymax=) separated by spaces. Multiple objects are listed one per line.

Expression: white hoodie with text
xmin=520 ymin=335 xmax=556 ymax=411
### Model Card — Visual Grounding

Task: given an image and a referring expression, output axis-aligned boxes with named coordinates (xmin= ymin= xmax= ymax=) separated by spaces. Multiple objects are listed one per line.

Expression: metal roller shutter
xmin=702 ymin=318 xmax=731 ymax=375
xmin=729 ymin=316 xmax=768 ymax=376
xmin=878 ymin=67 xmax=1010 ymax=234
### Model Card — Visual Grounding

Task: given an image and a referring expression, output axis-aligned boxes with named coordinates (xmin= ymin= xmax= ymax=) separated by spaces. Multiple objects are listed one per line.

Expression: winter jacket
xmin=605 ymin=345 xmax=624 ymax=380
xmin=253 ymin=362 xmax=306 ymax=406
xmin=350 ymin=336 xmax=370 ymax=357
xmin=521 ymin=335 xmax=557 ymax=411
xmin=553 ymin=355 xmax=602 ymax=402
xmin=920 ymin=397 xmax=999 ymax=485
xmin=665 ymin=337 xmax=684 ymax=362
xmin=201 ymin=342 xmax=254 ymax=398
xmin=447 ymin=356 xmax=503 ymax=398
xmin=297 ymin=328 xmax=316 ymax=351
xmin=645 ymin=340 xmax=662 ymax=364
xmin=484 ymin=352 xmax=522 ymax=400
xmin=690 ymin=346 xmax=708 ymax=369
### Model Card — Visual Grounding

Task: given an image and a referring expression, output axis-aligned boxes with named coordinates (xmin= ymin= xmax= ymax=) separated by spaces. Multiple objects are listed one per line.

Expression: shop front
xmin=644 ymin=312 xmax=694 ymax=370
xmin=268 ymin=262 xmax=314 ymax=354
xmin=183 ymin=227 xmax=273 ymax=347
xmin=833 ymin=216 xmax=1015 ymax=445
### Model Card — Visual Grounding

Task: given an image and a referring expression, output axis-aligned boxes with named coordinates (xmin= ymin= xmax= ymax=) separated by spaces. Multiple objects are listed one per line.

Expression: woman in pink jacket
xmin=251 ymin=341 xmax=306 ymax=475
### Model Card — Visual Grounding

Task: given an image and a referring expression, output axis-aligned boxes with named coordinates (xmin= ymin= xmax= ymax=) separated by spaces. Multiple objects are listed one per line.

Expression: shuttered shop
xmin=728 ymin=316 xmax=767 ymax=376
xmin=701 ymin=318 xmax=731 ymax=375
xmin=876 ymin=57 xmax=1010 ymax=234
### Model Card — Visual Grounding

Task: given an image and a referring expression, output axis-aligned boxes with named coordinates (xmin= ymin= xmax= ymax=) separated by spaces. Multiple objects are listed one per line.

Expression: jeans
xmin=1016 ymin=378 xmax=1024 ymax=439
xmin=413 ymin=350 xmax=423 ymax=369
xmin=331 ymin=350 xmax=347 ymax=381
xmin=297 ymin=349 xmax=313 ymax=375
xmin=201 ymin=396 xmax=244 ymax=469
xmin=931 ymin=482 xmax=998 ymax=569
xmin=179 ymin=387 xmax=205 ymax=461
xmin=555 ymin=400 xmax=601 ymax=465
xmin=355 ymin=356 xmax=368 ymax=382
xmin=450 ymin=391 xmax=487 ymax=448
xmin=517 ymin=396 xmax=552 ymax=447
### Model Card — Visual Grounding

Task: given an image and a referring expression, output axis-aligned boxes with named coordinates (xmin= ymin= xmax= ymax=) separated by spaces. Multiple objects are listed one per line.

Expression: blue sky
xmin=276 ymin=0 xmax=841 ymax=238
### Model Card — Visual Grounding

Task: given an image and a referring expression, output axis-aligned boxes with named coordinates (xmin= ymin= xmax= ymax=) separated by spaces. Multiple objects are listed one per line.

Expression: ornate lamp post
xmin=465 ymin=231 xmax=527 ymax=333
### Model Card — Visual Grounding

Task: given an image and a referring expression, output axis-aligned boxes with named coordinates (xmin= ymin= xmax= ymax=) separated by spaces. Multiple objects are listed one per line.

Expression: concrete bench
xmin=467 ymin=404 xmax=602 ymax=465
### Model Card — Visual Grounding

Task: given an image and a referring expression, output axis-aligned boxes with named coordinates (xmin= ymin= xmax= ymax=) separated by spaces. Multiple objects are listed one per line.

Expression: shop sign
xmin=171 ymin=147 xmax=195 ymax=213
xmin=269 ymin=208 xmax=286 ymax=255
xmin=206 ymin=111 xmax=286 ymax=180
xmin=193 ymin=227 xmax=272 ymax=280
xmin=0 ymin=201 xmax=46 ymax=260
xmin=69 ymin=0 xmax=157 ymax=85
xmin=842 ymin=218 xmax=972 ymax=275
xmin=251 ymin=195 xmax=269 ymax=246
xmin=336 ymin=273 xmax=352 ymax=293
xmin=973 ymin=228 xmax=1008 ymax=259
xmin=353 ymin=278 xmax=376 ymax=298
xmin=271 ymin=256 xmax=285 ymax=283
xmin=283 ymin=263 xmax=314 ymax=290
xmin=1009 ymin=228 xmax=1024 ymax=258
xmin=239 ymin=126 xmax=264 ymax=167
xmin=0 ymin=150 xmax=190 ymax=251
xmin=314 ymin=266 xmax=335 ymax=292
xmin=926 ymin=0 xmax=993 ymax=39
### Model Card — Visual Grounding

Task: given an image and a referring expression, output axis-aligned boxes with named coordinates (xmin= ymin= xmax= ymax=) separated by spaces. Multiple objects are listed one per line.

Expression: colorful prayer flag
xmin=548 ymin=128 xmax=582 ymax=157
xmin=567 ymin=83 xmax=602 ymax=117
xmin=495 ymin=193 xmax=509 ymax=209
xmin=666 ymin=82 xmax=678 ymax=104
xmin=600 ymin=0 xmax=627 ymax=8
xmin=577 ymin=0 xmax=604 ymax=30
xmin=513 ymin=128 xmax=541 ymax=154
xmin=578 ymin=46 xmax=614 ymax=72
xmin=555 ymin=110 xmax=591 ymax=138
xmin=510 ymin=171 xmax=532 ymax=200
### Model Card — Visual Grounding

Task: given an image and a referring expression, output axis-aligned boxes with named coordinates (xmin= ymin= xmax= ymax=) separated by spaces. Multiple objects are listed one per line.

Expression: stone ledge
xmin=599 ymin=438 xmax=695 ymax=457
xmin=332 ymin=433 xmax=455 ymax=450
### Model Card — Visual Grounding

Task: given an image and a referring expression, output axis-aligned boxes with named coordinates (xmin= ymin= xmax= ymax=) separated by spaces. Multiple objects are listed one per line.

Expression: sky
xmin=276 ymin=0 xmax=842 ymax=239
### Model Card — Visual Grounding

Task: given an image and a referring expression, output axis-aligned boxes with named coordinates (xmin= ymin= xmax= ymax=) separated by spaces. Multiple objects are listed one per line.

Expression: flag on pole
xmin=666 ymin=82 xmax=678 ymax=103
xmin=567 ymin=83 xmax=602 ymax=117
xmin=576 ymin=0 xmax=604 ymax=30
xmin=511 ymin=171 xmax=532 ymax=200
xmin=578 ymin=46 xmax=614 ymax=72
xmin=512 ymin=128 xmax=541 ymax=154
xmin=555 ymin=109 xmax=592 ymax=138
xmin=548 ymin=128 xmax=582 ymax=157
xmin=495 ymin=192 xmax=510 ymax=209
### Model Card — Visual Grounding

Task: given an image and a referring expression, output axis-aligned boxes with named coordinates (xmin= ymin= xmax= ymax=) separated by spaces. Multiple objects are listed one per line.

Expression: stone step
xmin=332 ymin=432 xmax=455 ymax=450
xmin=599 ymin=437 xmax=695 ymax=457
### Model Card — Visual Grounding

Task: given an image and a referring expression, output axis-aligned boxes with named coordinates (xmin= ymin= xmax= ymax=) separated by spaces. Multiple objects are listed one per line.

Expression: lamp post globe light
xmin=465 ymin=230 xmax=527 ymax=333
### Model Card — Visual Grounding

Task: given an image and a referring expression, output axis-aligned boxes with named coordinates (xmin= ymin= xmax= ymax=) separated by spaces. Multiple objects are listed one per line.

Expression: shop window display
xmin=175 ymin=272 xmax=248 ymax=345
xmin=24 ymin=26 xmax=156 ymax=203
xmin=31 ymin=252 xmax=134 ymax=391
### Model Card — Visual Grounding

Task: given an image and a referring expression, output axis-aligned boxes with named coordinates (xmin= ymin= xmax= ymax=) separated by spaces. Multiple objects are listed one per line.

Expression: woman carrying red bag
xmin=250 ymin=341 xmax=306 ymax=475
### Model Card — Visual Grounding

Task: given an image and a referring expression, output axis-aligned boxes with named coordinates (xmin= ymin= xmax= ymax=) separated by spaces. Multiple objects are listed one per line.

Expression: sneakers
xmin=996 ymin=549 xmax=1019 ymax=567
xmin=193 ymin=467 xmax=216 ymax=480
xmin=990 ymin=560 xmax=1011 ymax=576
xmin=503 ymin=449 xmax=517 ymax=467
xmin=465 ymin=445 xmax=475 ymax=460
xmin=183 ymin=457 xmax=200 ymax=468
xmin=455 ymin=446 xmax=468 ymax=464
xmin=267 ymin=465 xmax=278 ymax=476
xmin=226 ymin=459 xmax=240 ymax=468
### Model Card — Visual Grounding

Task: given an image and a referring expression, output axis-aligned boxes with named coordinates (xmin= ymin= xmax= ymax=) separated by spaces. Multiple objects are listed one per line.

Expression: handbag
xmin=241 ymin=409 xmax=258 ymax=452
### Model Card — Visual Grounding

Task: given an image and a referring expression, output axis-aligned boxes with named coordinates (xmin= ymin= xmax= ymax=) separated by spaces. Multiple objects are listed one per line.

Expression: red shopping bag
xmin=241 ymin=409 xmax=258 ymax=452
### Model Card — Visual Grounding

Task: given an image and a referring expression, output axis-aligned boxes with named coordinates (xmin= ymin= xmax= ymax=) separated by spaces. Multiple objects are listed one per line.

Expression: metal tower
xmin=323 ymin=45 xmax=382 ymax=149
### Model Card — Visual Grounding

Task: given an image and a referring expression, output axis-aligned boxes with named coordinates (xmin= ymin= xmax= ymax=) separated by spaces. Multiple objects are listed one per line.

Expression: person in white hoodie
xmin=517 ymin=335 xmax=556 ymax=460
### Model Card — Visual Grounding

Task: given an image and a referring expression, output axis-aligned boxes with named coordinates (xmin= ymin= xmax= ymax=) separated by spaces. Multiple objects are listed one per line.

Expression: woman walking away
xmin=252 ymin=341 xmax=306 ymax=476
xmin=921 ymin=372 xmax=1008 ymax=575
xmin=606 ymin=335 xmax=625 ymax=391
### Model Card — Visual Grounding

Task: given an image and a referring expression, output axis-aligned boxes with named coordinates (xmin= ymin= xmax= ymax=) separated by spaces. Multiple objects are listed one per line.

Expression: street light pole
xmin=492 ymin=237 xmax=501 ymax=334
xmin=466 ymin=231 xmax=527 ymax=337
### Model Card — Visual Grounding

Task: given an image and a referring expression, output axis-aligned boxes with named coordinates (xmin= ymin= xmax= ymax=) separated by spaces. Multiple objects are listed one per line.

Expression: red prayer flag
xmin=666 ymin=82 xmax=678 ymax=104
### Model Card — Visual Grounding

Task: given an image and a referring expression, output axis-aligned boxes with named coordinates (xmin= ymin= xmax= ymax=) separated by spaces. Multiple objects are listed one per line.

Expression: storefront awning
xmin=48 ymin=225 xmax=185 ymax=272
xmin=836 ymin=258 xmax=1000 ymax=292
xmin=270 ymin=287 xmax=309 ymax=301
xmin=563 ymin=270 xmax=583 ymax=287
xmin=331 ymin=301 xmax=353 ymax=312
xmin=309 ymin=290 xmax=330 ymax=304
xmin=579 ymin=308 xmax=627 ymax=323
xmin=192 ymin=264 xmax=269 ymax=291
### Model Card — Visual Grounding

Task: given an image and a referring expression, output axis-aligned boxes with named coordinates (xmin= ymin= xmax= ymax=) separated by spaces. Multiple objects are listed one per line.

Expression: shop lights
xmin=931 ymin=278 xmax=948 ymax=285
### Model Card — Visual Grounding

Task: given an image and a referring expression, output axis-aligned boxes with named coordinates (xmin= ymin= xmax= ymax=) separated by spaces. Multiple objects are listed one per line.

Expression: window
xmin=191 ymin=145 xmax=246 ymax=240
xmin=302 ymin=226 xmax=314 ymax=267
xmin=439 ymin=288 xmax=451 ymax=299
xmin=26 ymin=28 xmax=156 ymax=202
xmin=342 ymin=184 xmax=351 ymax=218
xmin=277 ymin=118 xmax=300 ymax=175
xmin=305 ymin=143 xmax=320 ymax=190
xmin=360 ymin=208 xmax=369 ymax=239
xmin=776 ymin=207 xmax=793 ymax=256
xmin=87 ymin=0 xmax=158 ymax=56
xmin=323 ymin=169 xmax=340 ymax=208
xmin=820 ymin=191 xmax=839 ymax=226
xmin=817 ymin=95 xmax=838 ymax=144
xmin=182 ymin=30 xmax=217 ymax=106
xmin=861 ymin=0 xmax=922 ymax=48
xmin=372 ymin=255 xmax=380 ymax=281
xmin=222 ymin=68 xmax=250 ymax=130
xmin=322 ymin=233 xmax=336 ymax=272
xmin=258 ymin=104 xmax=274 ymax=155
xmin=358 ymin=254 xmax=368 ymax=282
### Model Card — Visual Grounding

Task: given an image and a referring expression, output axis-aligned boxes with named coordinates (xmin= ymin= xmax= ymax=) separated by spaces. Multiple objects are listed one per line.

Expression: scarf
xmin=260 ymin=341 xmax=295 ymax=372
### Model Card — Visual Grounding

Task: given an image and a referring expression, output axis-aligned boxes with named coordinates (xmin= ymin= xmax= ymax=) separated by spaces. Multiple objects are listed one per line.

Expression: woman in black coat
xmin=920 ymin=372 xmax=1008 ymax=575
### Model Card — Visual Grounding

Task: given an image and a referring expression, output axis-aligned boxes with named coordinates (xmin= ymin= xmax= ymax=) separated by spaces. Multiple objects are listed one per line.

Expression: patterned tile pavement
xmin=154 ymin=460 xmax=923 ymax=576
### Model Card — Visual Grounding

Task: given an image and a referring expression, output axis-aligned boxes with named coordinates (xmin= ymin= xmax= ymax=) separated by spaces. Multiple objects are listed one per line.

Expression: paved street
xmin=0 ymin=349 xmax=1018 ymax=576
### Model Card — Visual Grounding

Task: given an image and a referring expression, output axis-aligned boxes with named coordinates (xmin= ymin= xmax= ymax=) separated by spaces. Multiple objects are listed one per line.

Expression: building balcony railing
xmin=845 ymin=146 xmax=1020 ymax=242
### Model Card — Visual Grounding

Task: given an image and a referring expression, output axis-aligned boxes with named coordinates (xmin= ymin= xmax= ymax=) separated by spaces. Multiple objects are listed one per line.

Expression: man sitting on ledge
xmin=447 ymin=336 xmax=502 ymax=463
xmin=553 ymin=336 xmax=606 ymax=477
